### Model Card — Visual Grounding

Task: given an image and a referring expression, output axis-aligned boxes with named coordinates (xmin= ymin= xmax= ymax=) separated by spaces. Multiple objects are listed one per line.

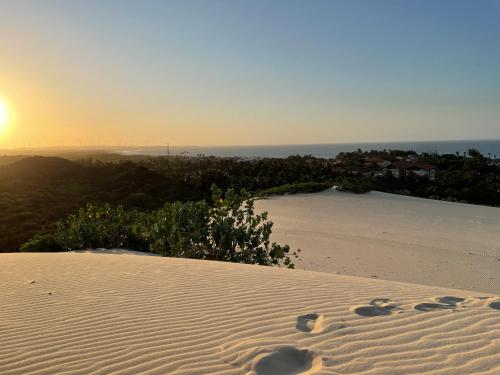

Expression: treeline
xmin=372 ymin=149 xmax=500 ymax=205
xmin=332 ymin=148 xmax=500 ymax=203
xmin=134 ymin=154 xmax=336 ymax=192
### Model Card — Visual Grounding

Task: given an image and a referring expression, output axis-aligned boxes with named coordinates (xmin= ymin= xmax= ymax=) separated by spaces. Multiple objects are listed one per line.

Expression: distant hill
xmin=0 ymin=155 xmax=30 ymax=167
xmin=0 ymin=156 xmax=82 ymax=180
xmin=0 ymin=156 xmax=196 ymax=252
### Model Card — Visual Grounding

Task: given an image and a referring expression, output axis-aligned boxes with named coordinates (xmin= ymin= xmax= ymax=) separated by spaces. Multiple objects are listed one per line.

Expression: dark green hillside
xmin=0 ymin=157 xmax=195 ymax=251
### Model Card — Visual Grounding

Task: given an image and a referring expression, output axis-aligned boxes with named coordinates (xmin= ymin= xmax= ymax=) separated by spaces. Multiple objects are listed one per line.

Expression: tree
xmin=207 ymin=185 xmax=294 ymax=266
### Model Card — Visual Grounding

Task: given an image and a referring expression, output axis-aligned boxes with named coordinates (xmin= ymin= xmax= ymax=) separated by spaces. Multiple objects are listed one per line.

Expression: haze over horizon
xmin=1 ymin=0 xmax=500 ymax=148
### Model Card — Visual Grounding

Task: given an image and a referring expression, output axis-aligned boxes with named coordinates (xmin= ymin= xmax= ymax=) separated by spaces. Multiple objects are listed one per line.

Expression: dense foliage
xmin=372 ymin=149 xmax=500 ymax=204
xmin=258 ymin=182 xmax=333 ymax=196
xmin=337 ymin=177 xmax=372 ymax=194
xmin=0 ymin=157 xmax=196 ymax=251
xmin=0 ymin=155 xmax=342 ymax=251
xmin=21 ymin=186 xmax=295 ymax=267
xmin=1 ymin=149 xmax=499 ymax=252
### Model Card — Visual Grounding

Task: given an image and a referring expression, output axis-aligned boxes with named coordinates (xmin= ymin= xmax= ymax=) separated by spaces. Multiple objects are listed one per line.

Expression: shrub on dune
xmin=21 ymin=186 xmax=295 ymax=268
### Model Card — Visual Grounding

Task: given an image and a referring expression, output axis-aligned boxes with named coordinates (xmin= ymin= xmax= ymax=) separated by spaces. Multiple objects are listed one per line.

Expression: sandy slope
xmin=256 ymin=190 xmax=500 ymax=294
xmin=1 ymin=251 xmax=499 ymax=374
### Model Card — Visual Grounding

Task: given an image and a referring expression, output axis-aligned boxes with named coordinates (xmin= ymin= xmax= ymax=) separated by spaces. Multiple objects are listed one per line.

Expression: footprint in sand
xmin=252 ymin=346 xmax=322 ymax=375
xmin=353 ymin=298 xmax=399 ymax=317
xmin=414 ymin=296 xmax=465 ymax=312
xmin=489 ymin=301 xmax=500 ymax=310
xmin=296 ymin=313 xmax=324 ymax=333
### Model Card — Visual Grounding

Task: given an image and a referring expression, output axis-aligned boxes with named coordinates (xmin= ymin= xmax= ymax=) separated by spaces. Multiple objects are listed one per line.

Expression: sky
xmin=0 ymin=0 xmax=499 ymax=148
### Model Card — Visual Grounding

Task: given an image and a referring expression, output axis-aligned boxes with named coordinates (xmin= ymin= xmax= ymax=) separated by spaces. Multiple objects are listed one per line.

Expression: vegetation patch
xmin=2 ymin=150 xmax=499 ymax=252
xmin=21 ymin=186 xmax=296 ymax=268
xmin=258 ymin=182 xmax=333 ymax=197
xmin=337 ymin=177 xmax=372 ymax=194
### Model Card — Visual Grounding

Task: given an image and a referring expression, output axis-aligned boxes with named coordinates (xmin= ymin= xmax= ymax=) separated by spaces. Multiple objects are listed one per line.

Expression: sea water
xmin=121 ymin=139 xmax=500 ymax=159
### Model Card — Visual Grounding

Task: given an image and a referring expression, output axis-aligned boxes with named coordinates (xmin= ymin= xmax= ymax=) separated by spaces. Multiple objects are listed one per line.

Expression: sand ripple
xmin=0 ymin=251 xmax=499 ymax=374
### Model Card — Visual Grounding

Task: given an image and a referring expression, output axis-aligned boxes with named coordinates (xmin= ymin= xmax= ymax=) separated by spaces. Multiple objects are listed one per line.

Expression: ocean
xmin=121 ymin=139 xmax=500 ymax=159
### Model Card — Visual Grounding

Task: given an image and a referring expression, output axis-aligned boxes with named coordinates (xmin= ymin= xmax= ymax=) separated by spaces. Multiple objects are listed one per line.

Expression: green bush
xmin=21 ymin=204 xmax=149 ymax=252
xmin=337 ymin=177 xmax=372 ymax=194
xmin=21 ymin=186 xmax=295 ymax=268
xmin=207 ymin=186 xmax=293 ymax=266
xmin=20 ymin=232 xmax=66 ymax=252
xmin=145 ymin=200 xmax=210 ymax=258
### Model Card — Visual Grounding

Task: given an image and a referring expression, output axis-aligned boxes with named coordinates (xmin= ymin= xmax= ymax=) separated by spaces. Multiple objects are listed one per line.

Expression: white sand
xmin=256 ymin=190 xmax=500 ymax=294
xmin=1 ymin=251 xmax=499 ymax=374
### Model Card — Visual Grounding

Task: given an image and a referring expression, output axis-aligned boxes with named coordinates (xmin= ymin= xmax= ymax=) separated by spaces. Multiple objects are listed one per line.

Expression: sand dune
xmin=1 ymin=251 xmax=499 ymax=374
xmin=256 ymin=190 xmax=500 ymax=294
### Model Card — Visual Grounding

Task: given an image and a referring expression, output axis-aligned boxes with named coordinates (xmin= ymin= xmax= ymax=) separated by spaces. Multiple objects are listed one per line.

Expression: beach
xmin=1 ymin=251 xmax=499 ymax=374
xmin=256 ymin=189 xmax=500 ymax=294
